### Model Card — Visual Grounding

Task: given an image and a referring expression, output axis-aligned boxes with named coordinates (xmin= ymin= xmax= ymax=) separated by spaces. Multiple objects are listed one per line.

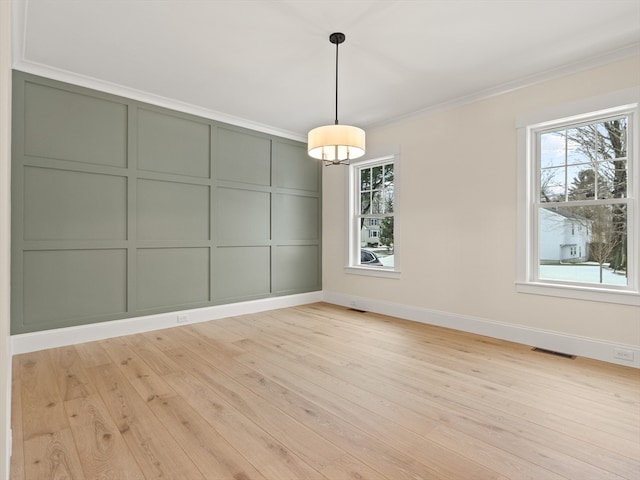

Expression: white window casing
xmin=345 ymin=146 xmax=401 ymax=278
xmin=516 ymin=87 xmax=639 ymax=306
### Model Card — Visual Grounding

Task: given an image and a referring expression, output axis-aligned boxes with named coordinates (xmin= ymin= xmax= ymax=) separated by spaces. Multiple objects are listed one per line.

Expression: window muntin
xmin=537 ymin=203 xmax=628 ymax=286
xmin=348 ymin=154 xmax=398 ymax=275
xmin=515 ymin=87 xmax=640 ymax=306
xmin=539 ymin=117 xmax=628 ymax=204
xmin=534 ymin=113 xmax=631 ymax=289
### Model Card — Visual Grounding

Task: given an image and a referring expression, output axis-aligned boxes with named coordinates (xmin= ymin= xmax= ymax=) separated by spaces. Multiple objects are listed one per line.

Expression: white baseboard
xmin=11 ymin=292 xmax=323 ymax=355
xmin=323 ymin=291 xmax=640 ymax=368
xmin=10 ymin=290 xmax=639 ymax=369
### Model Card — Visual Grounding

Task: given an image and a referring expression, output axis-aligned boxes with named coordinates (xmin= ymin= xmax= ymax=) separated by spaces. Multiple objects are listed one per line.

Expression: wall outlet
xmin=176 ymin=314 xmax=188 ymax=324
xmin=613 ymin=348 xmax=634 ymax=362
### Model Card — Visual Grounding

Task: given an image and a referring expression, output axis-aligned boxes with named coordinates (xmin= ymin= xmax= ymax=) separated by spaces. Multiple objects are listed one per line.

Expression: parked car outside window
xmin=360 ymin=249 xmax=383 ymax=266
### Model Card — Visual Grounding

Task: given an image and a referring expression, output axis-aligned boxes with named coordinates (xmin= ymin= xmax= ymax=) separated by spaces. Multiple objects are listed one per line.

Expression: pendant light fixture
xmin=308 ymin=32 xmax=365 ymax=165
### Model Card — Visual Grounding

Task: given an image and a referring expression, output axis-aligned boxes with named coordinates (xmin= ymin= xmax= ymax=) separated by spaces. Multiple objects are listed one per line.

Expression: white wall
xmin=323 ymin=56 xmax=640 ymax=353
xmin=0 ymin=1 xmax=12 ymax=478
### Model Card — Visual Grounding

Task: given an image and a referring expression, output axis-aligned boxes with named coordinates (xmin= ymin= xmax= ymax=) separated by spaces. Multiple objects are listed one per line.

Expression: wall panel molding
xmin=11 ymin=71 xmax=321 ymax=334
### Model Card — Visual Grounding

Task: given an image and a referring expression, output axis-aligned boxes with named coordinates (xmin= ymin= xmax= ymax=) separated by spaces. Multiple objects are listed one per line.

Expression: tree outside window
xmin=538 ymin=115 xmax=630 ymax=286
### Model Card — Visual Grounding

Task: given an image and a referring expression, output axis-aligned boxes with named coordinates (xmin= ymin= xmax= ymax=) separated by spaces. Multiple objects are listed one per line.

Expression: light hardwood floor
xmin=10 ymin=302 xmax=640 ymax=479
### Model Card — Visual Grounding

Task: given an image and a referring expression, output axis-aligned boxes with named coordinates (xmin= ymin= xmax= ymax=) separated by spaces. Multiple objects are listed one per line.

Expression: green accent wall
xmin=11 ymin=71 xmax=321 ymax=334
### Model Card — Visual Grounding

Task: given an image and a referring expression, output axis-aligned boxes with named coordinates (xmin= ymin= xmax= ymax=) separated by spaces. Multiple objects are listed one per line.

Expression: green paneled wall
xmin=11 ymin=71 xmax=321 ymax=334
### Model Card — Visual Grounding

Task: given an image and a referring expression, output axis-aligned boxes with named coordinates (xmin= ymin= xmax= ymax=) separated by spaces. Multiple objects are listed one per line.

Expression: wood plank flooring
xmin=10 ymin=302 xmax=640 ymax=479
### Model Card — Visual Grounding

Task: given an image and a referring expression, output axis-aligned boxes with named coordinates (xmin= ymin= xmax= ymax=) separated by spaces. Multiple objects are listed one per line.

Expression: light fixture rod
xmin=334 ymin=36 xmax=339 ymax=124
xmin=329 ymin=32 xmax=345 ymax=126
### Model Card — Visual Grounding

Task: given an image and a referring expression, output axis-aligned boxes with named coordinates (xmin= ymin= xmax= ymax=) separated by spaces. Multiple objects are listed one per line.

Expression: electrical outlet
xmin=613 ymin=348 xmax=634 ymax=362
xmin=177 ymin=314 xmax=188 ymax=324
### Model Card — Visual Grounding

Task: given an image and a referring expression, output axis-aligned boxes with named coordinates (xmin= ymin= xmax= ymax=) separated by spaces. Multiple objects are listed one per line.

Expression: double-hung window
xmin=517 ymin=88 xmax=639 ymax=305
xmin=347 ymin=150 xmax=400 ymax=277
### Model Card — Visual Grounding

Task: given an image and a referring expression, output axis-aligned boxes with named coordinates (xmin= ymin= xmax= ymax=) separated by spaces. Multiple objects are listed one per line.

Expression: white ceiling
xmin=12 ymin=0 xmax=640 ymax=141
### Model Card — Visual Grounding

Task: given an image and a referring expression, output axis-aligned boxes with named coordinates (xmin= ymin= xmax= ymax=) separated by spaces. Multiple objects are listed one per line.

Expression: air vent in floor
xmin=532 ymin=347 xmax=576 ymax=359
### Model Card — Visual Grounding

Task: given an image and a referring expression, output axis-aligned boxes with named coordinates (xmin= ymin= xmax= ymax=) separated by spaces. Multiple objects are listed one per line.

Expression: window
xmin=347 ymin=150 xmax=400 ymax=277
xmin=517 ymin=88 xmax=639 ymax=305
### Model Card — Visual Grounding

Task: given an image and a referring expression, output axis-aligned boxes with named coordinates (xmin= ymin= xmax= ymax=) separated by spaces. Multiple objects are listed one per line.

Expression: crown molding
xmin=12 ymin=0 xmax=639 ymax=140
xmin=12 ymin=60 xmax=307 ymax=142
xmin=369 ymin=43 xmax=640 ymax=132
xmin=11 ymin=0 xmax=307 ymax=142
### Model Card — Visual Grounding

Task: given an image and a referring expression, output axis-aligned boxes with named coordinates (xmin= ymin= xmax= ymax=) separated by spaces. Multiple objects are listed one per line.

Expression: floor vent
xmin=348 ymin=308 xmax=367 ymax=313
xmin=532 ymin=347 xmax=576 ymax=360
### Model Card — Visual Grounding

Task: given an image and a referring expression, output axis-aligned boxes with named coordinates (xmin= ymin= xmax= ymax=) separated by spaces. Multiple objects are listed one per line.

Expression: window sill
xmin=345 ymin=266 xmax=401 ymax=279
xmin=516 ymin=281 xmax=640 ymax=306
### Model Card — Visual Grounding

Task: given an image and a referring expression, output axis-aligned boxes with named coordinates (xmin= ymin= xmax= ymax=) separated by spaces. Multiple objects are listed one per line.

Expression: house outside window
xmin=517 ymin=88 xmax=639 ymax=305
xmin=347 ymin=149 xmax=400 ymax=278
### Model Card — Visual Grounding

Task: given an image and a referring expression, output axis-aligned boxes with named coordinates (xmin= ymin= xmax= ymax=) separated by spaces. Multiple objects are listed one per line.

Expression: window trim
xmin=516 ymin=87 xmax=640 ymax=306
xmin=345 ymin=146 xmax=401 ymax=278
